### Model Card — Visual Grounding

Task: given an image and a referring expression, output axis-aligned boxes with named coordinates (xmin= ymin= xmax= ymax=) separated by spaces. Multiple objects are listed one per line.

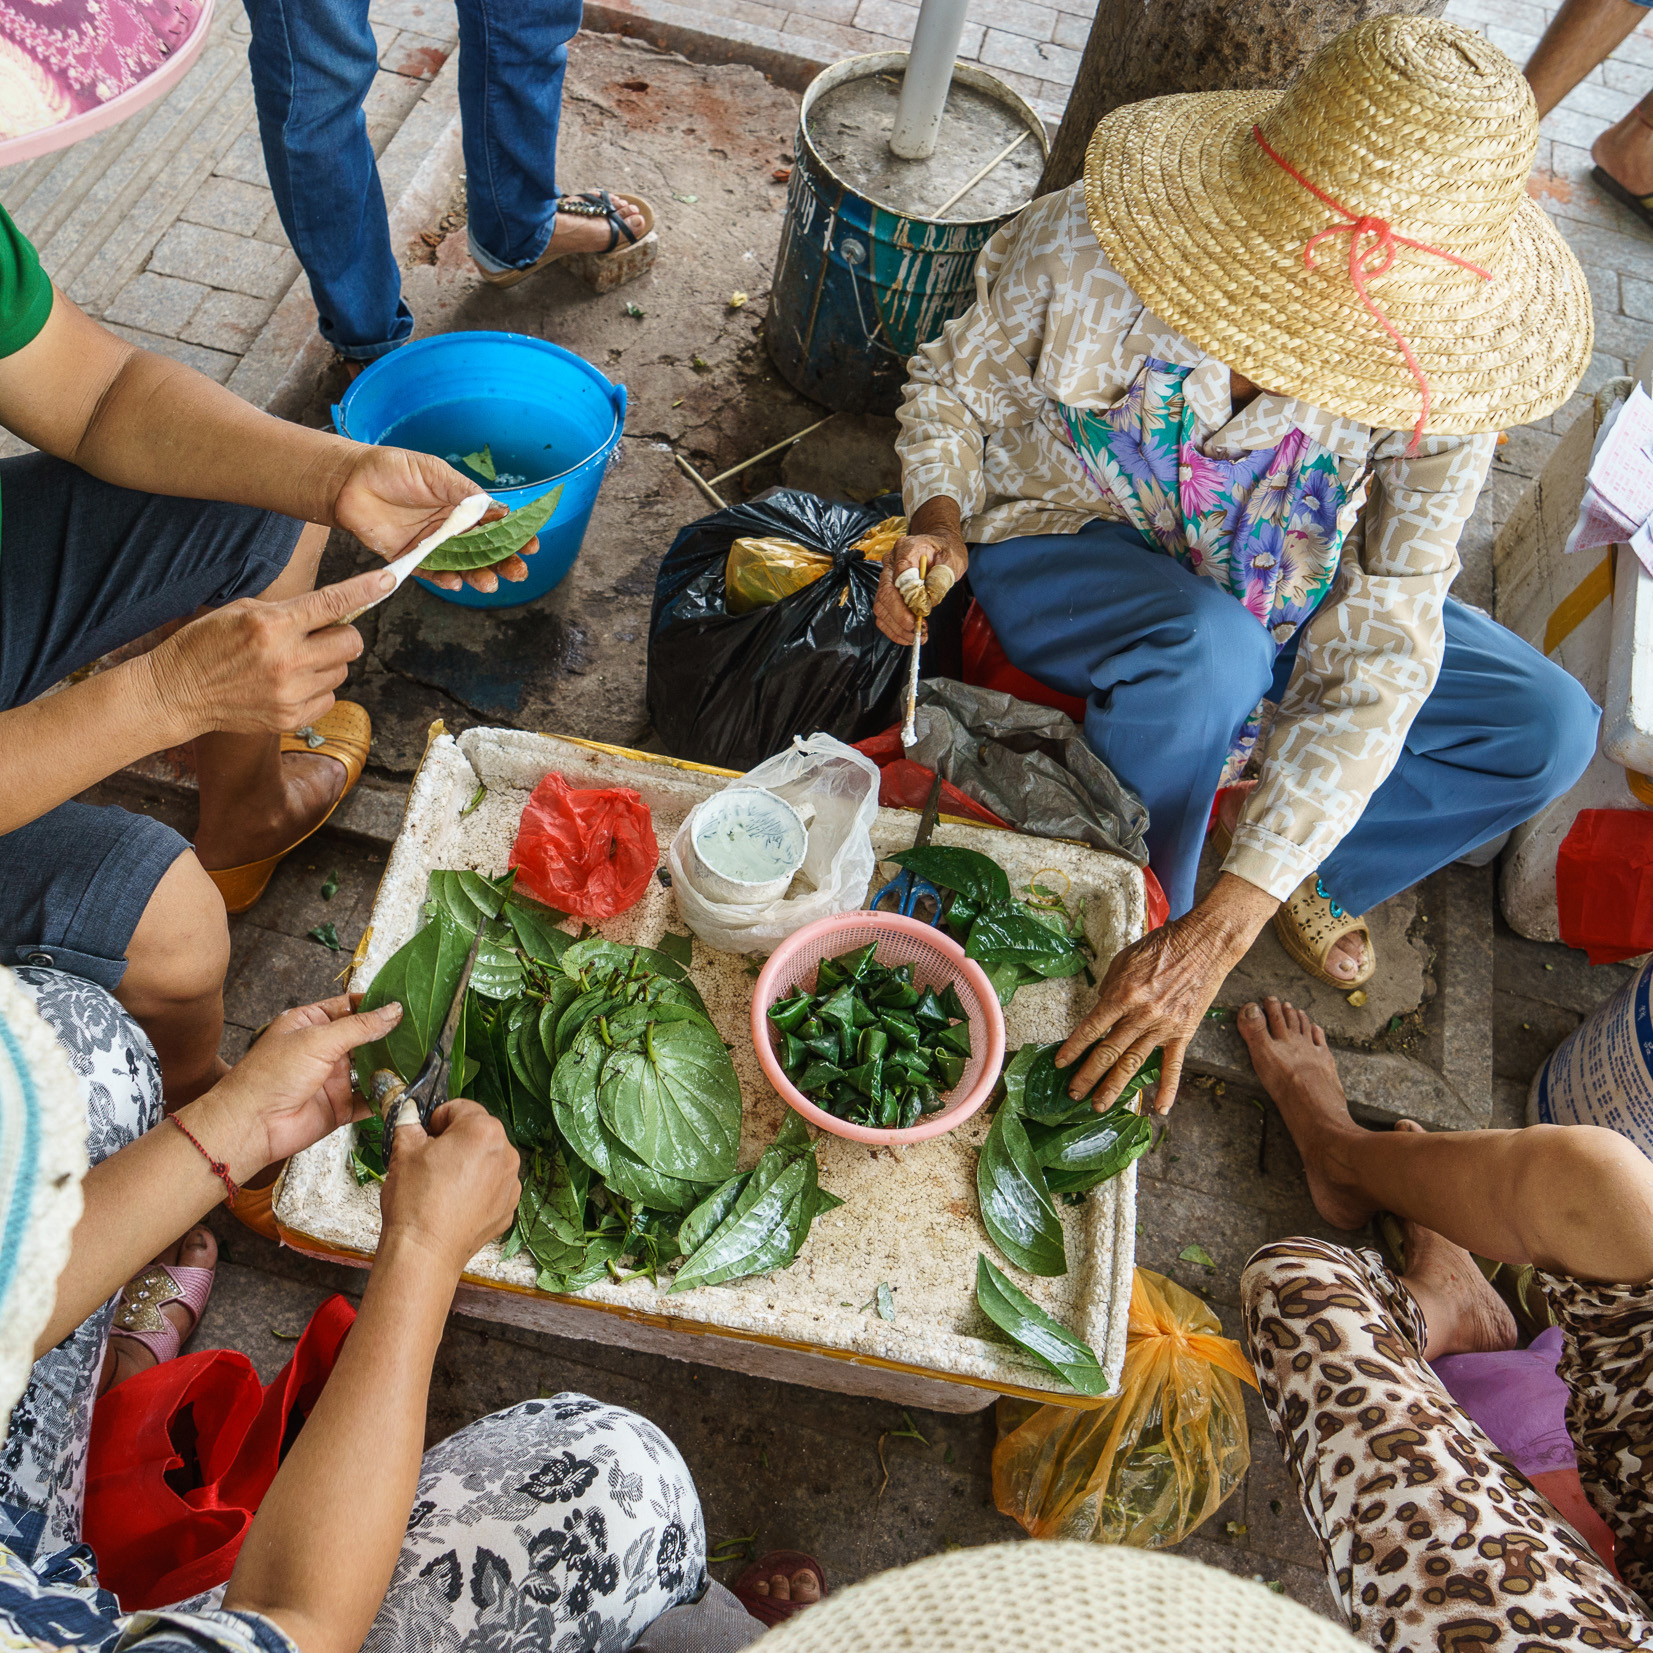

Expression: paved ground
xmin=51 ymin=0 xmax=1653 ymax=1633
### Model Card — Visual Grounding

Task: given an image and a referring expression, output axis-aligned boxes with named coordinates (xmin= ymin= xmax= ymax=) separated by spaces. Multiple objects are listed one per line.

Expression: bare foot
xmin=98 ymin=1227 xmax=217 ymax=1394
xmin=194 ymin=749 xmax=346 ymax=871
xmin=543 ymin=195 xmax=647 ymax=258
xmin=1593 ymin=100 xmax=1653 ymax=200
xmin=1389 ymin=1119 xmax=1518 ymax=1359
xmin=749 ymin=1570 xmax=821 ymax=1606
xmin=1238 ymin=997 xmax=1374 ymax=1229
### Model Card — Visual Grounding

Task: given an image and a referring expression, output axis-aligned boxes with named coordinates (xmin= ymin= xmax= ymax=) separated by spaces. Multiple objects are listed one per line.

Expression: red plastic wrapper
xmin=1556 ymin=807 xmax=1653 ymax=964
xmin=85 ymin=1294 xmax=355 ymax=1609
xmin=509 ymin=770 xmax=659 ymax=921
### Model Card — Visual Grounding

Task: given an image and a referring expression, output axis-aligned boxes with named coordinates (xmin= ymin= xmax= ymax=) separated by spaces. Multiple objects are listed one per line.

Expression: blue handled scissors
xmin=870 ymin=773 xmax=944 ymax=925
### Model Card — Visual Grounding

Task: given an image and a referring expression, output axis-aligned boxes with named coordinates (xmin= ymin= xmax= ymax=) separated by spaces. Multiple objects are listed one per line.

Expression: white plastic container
xmin=1529 ymin=955 xmax=1653 ymax=1158
xmin=686 ymin=786 xmax=809 ymax=904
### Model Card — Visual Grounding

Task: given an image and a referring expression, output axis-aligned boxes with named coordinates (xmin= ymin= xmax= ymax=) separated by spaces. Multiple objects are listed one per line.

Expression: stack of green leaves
xmin=351 ymin=866 xmax=840 ymax=1294
xmin=766 ymin=942 xmax=973 ymax=1129
xmin=887 ymin=846 xmax=1091 ymax=1008
xmin=970 ymin=1041 xmax=1158 ymax=1396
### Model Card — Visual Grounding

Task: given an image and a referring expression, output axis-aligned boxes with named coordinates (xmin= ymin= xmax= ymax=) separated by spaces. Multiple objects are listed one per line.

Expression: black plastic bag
xmin=647 ymin=490 xmax=904 ymax=771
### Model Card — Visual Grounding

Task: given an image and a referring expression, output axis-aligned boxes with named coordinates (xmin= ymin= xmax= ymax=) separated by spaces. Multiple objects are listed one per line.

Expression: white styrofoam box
xmin=1497 ymin=379 xmax=1646 ymax=941
xmin=1603 ymin=540 xmax=1653 ymax=776
xmin=277 ymin=728 xmax=1149 ymax=1410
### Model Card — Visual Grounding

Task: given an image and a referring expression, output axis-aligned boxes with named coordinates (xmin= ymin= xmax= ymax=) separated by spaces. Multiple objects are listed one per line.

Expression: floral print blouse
xmin=895 ymin=182 xmax=1497 ymax=903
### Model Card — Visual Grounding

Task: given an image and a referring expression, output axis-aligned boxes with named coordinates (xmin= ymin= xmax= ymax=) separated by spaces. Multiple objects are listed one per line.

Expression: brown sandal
xmin=202 ymin=701 xmax=371 ymax=915
xmin=477 ymin=190 xmax=658 ymax=293
xmin=1272 ymin=872 xmax=1376 ymax=989
xmin=734 ymin=1551 xmax=826 ymax=1627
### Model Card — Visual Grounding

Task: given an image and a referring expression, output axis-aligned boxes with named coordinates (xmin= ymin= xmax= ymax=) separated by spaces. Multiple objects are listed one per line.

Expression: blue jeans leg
xmin=969 ymin=522 xmax=1275 ymax=916
xmin=1318 ymin=598 xmax=1599 ymax=914
xmin=243 ymin=0 xmax=413 ymax=360
xmin=458 ymin=0 xmax=584 ymax=271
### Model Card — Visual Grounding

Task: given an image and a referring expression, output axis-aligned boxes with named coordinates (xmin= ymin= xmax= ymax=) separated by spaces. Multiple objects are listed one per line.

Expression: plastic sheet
xmin=647 ymin=491 xmax=906 ymax=771
xmin=993 ymin=1269 xmax=1254 ymax=1548
xmin=670 ymin=734 xmax=881 ymax=955
xmin=509 ymin=771 xmax=659 ymax=921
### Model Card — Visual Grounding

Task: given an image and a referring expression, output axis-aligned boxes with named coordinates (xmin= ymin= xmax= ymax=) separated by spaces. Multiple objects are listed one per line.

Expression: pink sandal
xmin=109 ymin=1256 xmax=215 ymax=1364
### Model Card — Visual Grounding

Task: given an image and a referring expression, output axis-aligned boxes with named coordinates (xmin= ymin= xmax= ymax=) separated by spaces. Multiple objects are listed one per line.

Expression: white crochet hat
xmin=757 ymin=1542 xmax=1364 ymax=1652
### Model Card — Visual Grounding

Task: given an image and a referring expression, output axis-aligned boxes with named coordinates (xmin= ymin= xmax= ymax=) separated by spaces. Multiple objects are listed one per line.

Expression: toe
xmin=791 ymin=1570 xmax=821 ymax=1604
xmin=1238 ymin=1001 xmax=1267 ymax=1046
xmin=1263 ymin=996 xmax=1289 ymax=1037
xmin=770 ymin=1574 xmax=791 ymax=1602
xmin=751 ymin=1580 xmax=770 ymax=1597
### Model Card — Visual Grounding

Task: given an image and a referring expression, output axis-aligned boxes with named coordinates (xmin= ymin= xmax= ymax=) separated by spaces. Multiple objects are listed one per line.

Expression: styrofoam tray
xmin=276 ymin=728 xmax=1147 ymax=1404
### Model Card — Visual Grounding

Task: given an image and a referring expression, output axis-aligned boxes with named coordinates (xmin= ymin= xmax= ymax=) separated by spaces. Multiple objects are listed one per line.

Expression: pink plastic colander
xmin=751 ymin=910 xmax=1007 ymax=1145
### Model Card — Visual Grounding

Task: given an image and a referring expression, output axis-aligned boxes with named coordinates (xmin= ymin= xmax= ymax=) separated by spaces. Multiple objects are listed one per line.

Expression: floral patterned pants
xmin=1242 ymin=1238 xmax=1653 ymax=1651
xmin=2 ymin=970 xmax=762 ymax=1653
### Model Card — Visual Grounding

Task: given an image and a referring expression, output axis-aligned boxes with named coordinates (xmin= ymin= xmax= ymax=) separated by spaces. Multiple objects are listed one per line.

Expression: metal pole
xmin=889 ymin=0 xmax=970 ymax=160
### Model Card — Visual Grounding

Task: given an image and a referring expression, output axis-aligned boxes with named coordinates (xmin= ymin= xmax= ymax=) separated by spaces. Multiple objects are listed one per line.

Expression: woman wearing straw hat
xmin=0 ymin=967 xmax=763 ymax=1651
xmin=881 ymin=17 xmax=1598 ymax=1117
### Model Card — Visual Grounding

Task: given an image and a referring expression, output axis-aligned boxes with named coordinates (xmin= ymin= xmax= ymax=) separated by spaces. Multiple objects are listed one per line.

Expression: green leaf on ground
xmin=876 ymin=1282 xmax=895 ymax=1322
xmin=308 ymin=921 xmax=341 ymax=951
xmin=1179 ymin=1243 xmax=1216 ymax=1269
xmin=321 ymin=869 xmax=339 ymax=901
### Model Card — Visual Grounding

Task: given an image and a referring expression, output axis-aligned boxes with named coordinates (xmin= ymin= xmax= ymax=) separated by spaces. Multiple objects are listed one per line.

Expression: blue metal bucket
xmin=333 ymin=331 xmax=626 ymax=609
xmin=765 ymin=54 xmax=1045 ymax=416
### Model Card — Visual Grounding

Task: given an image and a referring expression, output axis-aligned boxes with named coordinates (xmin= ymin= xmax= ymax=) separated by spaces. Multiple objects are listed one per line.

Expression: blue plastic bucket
xmin=333 ymin=331 xmax=626 ymax=609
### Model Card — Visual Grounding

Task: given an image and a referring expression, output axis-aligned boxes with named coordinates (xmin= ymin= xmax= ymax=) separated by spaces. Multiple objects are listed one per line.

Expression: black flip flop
xmin=1591 ymin=164 xmax=1653 ymax=234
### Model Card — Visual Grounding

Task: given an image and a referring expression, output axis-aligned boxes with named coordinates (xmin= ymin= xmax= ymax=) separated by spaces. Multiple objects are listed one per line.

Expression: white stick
xmin=335 ymin=493 xmax=495 ymax=624
xmin=706 ymin=416 xmax=832 ymax=486
xmin=890 ymin=0 xmax=971 ymax=160
xmin=933 ymin=129 xmax=1030 ymax=218
xmin=901 ymin=633 xmax=922 ymax=747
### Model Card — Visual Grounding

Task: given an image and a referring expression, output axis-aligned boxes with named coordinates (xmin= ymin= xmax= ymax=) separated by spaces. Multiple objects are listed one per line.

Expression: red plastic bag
xmin=84 ymin=1294 xmax=355 ymax=1609
xmin=509 ymin=771 xmax=659 ymax=921
xmin=1556 ymin=808 xmax=1653 ymax=964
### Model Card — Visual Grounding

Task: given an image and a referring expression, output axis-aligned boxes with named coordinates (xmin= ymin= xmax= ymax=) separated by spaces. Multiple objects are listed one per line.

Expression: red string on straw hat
xmin=1252 ymin=126 xmax=1492 ymax=452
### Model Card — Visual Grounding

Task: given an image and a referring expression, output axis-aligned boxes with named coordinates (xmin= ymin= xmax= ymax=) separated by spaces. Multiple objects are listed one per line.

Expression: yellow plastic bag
xmin=992 ymin=1268 xmax=1258 ymax=1548
xmin=724 ymin=517 xmax=904 ymax=615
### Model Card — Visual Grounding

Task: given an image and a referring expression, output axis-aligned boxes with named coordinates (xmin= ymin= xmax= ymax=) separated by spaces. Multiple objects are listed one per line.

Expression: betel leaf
xmin=354 ymin=906 xmax=472 ymax=1095
xmin=1027 ymin=1105 xmax=1152 ymax=1194
xmin=427 ymin=868 xmax=507 ymax=928
xmin=889 ymin=846 xmax=1010 ymax=908
xmin=966 ymin=903 xmax=1082 ymax=971
xmin=418 ymin=486 xmax=563 ymax=571
xmin=469 ymin=919 xmax=526 ymax=1000
xmin=975 ymin=1254 xmax=1109 ymax=1397
xmin=669 ymin=1153 xmax=814 ymax=1293
xmin=678 ymin=1173 xmax=752 ymax=1257
xmin=504 ymin=894 xmax=572 ymax=965
xmin=657 ymin=931 xmax=694 ymax=972
xmin=977 ymin=1104 xmax=1067 ymax=1277
xmin=1022 ymin=1045 xmax=1095 ymax=1127
xmin=999 ymin=1041 xmax=1049 ymax=1117
xmin=597 ymin=1014 xmax=741 ymax=1184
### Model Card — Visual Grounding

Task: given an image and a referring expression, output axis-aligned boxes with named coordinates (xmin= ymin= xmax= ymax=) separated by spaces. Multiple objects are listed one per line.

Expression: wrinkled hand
xmin=1055 ymin=874 xmax=1277 ymax=1115
xmin=150 ymin=568 xmax=395 ymax=740
xmin=188 ymin=996 xmax=400 ymax=1180
xmin=875 ymin=531 xmax=967 ymax=647
xmin=379 ymin=1100 xmax=520 ymax=1276
xmin=330 ymin=444 xmax=539 ymax=595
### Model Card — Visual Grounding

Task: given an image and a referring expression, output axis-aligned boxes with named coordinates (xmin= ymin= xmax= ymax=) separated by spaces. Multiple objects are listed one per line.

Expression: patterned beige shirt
xmin=895 ymin=182 xmax=1496 ymax=904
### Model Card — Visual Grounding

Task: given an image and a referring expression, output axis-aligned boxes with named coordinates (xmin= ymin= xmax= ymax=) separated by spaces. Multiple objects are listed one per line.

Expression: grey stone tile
xmin=371 ymin=19 xmax=400 ymax=57
xmin=977 ymin=26 xmax=1080 ymax=82
xmin=1602 ymin=56 xmax=1653 ymax=95
xmin=103 ymin=322 xmax=239 ymax=383
xmin=1592 ymin=307 xmax=1653 ymax=365
xmin=255 ymin=201 xmax=291 ymax=247
xmin=367 ymin=0 xmax=458 ymax=37
xmin=364 ymin=65 xmax=428 ymax=126
xmin=1493 ymin=918 xmax=1633 ymax=1018
xmin=192 ymin=1259 xmax=353 ymax=1383
xmin=224 ymin=921 xmax=366 ymax=1031
xmin=1626 ymin=272 xmax=1653 ymax=324
xmin=988 ymin=0 xmax=1060 ymax=43
xmin=103 ymin=270 xmax=209 ymax=336
xmin=182 ymin=174 xmax=275 ymax=236
xmin=181 ymin=288 xmax=279 ymax=354
xmin=149 ymin=220 xmax=300 ymax=300
xmin=1492 ymin=1076 xmax=1531 ymax=1131
xmin=851 ymin=0 xmax=917 ymax=39
xmin=1554 ymin=76 xmax=1640 ymax=124
xmin=1493 ymin=988 xmax=1583 ymax=1085
xmin=382 ymin=29 xmax=452 ymax=80
xmin=1053 ymin=9 xmax=1089 ymax=50
xmin=787 ymin=0 xmax=861 ymax=23
xmin=214 ymin=130 xmax=270 ymax=188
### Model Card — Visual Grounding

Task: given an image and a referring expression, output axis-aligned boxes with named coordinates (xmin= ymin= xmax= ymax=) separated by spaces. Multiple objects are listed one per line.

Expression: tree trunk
xmin=1037 ymin=0 xmax=1449 ymax=196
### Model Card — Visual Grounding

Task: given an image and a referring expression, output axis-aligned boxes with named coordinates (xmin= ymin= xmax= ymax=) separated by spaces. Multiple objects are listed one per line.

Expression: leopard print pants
xmin=1242 ymin=1239 xmax=1653 ymax=1651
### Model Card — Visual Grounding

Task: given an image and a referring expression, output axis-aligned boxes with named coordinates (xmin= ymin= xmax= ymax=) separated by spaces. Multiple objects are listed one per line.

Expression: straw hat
xmin=1084 ymin=16 xmax=1592 ymax=440
xmin=757 ymin=1542 xmax=1365 ymax=1652
xmin=0 ymin=967 xmax=87 ymax=1437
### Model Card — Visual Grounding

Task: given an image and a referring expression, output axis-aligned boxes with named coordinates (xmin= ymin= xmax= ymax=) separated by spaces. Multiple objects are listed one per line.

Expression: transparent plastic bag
xmin=724 ymin=518 xmax=904 ymax=615
xmin=992 ymin=1268 xmax=1257 ymax=1548
xmin=669 ymin=733 xmax=880 ymax=955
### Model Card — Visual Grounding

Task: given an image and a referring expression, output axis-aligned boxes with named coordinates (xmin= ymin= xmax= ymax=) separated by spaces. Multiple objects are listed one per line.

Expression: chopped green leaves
xmin=418 ymin=487 xmax=563 ymax=572
xmin=975 ymin=1254 xmax=1109 ymax=1396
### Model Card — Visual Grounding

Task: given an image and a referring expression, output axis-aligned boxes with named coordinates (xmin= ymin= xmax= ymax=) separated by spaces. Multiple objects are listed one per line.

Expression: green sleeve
xmin=0 ymin=202 xmax=52 ymax=359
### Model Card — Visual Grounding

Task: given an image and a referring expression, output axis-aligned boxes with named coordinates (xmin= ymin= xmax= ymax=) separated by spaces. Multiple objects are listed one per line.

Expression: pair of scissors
xmin=870 ymin=773 xmax=945 ymax=925
xmin=369 ymin=915 xmax=486 ymax=1161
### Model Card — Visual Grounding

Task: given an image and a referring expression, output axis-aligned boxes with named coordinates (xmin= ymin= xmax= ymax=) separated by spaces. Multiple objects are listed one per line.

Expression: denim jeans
xmin=243 ymin=0 xmax=584 ymax=360
xmin=968 ymin=520 xmax=1599 ymax=918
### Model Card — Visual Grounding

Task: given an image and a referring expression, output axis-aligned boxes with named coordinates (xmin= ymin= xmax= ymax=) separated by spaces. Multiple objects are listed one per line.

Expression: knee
xmin=1158 ymin=578 xmax=1276 ymax=710
xmin=1513 ymin=1125 xmax=1653 ymax=1279
xmin=1239 ymin=1238 xmax=1362 ymax=1352
xmin=1498 ymin=656 xmax=1599 ymax=807
xmin=119 ymin=851 xmax=229 ymax=1013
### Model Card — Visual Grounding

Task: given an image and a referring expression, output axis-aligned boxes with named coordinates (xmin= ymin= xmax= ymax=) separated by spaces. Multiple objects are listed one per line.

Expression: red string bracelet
xmin=1252 ymin=125 xmax=1493 ymax=453
xmin=170 ymin=1113 xmax=238 ymax=1207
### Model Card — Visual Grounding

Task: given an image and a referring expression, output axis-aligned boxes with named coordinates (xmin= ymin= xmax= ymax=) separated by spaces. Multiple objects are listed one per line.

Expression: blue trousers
xmin=243 ymin=0 xmax=583 ymax=360
xmin=969 ymin=522 xmax=1599 ymax=918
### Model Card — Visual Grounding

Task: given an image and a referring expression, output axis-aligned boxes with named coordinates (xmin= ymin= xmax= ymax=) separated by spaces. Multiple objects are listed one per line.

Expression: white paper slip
xmin=334 ymin=493 xmax=495 ymax=624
